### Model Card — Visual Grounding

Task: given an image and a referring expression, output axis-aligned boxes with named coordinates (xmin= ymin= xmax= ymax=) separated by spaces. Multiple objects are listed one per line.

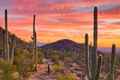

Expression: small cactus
xmin=10 ymin=34 xmax=16 ymax=64
xmin=48 ymin=64 xmax=51 ymax=75
xmin=108 ymin=44 xmax=116 ymax=80
xmin=95 ymin=55 xmax=102 ymax=80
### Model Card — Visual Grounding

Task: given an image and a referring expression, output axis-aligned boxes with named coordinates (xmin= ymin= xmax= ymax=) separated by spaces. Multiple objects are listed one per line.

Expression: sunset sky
xmin=0 ymin=0 xmax=120 ymax=48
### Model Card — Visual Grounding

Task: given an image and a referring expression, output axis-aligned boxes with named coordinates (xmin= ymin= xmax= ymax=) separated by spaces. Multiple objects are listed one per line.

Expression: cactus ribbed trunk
xmin=91 ymin=6 xmax=98 ymax=80
xmin=108 ymin=44 xmax=116 ymax=80
xmin=4 ymin=9 xmax=10 ymax=62
xmin=85 ymin=33 xmax=91 ymax=80
xmin=85 ymin=6 xmax=102 ymax=80
xmin=10 ymin=35 xmax=16 ymax=64
xmin=32 ymin=15 xmax=37 ymax=66
xmin=2 ymin=30 xmax=5 ymax=58
xmin=95 ymin=55 xmax=102 ymax=80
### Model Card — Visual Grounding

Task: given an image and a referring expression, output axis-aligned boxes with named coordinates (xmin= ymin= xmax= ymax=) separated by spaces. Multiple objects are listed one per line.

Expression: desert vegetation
xmin=0 ymin=6 xmax=120 ymax=80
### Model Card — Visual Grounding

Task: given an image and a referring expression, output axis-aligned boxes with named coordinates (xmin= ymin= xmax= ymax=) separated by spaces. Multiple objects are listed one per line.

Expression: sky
xmin=0 ymin=0 xmax=120 ymax=48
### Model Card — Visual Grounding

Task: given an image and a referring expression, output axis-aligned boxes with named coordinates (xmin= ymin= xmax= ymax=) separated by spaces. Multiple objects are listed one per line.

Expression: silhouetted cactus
xmin=10 ymin=34 xmax=16 ymax=64
xmin=4 ymin=9 xmax=10 ymax=62
xmin=32 ymin=15 xmax=37 ymax=66
xmin=95 ymin=55 xmax=102 ymax=80
xmin=91 ymin=6 xmax=98 ymax=80
xmin=108 ymin=44 xmax=116 ymax=80
xmin=85 ymin=33 xmax=102 ymax=80
xmin=85 ymin=33 xmax=91 ymax=80
xmin=85 ymin=6 xmax=102 ymax=80
xmin=2 ymin=29 xmax=5 ymax=58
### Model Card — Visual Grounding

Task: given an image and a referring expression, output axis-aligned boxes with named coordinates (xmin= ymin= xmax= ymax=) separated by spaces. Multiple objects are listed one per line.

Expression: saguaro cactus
xmin=32 ymin=15 xmax=37 ymax=66
xmin=108 ymin=44 xmax=116 ymax=80
xmin=85 ymin=6 xmax=102 ymax=80
xmin=10 ymin=34 xmax=16 ymax=64
xmin=2 ymin=29 xmax=5 ymax=58
xmin=91 ymin=6 xmax=98 ymax=80
xmin=84 ymin=33 xmax=102 ymax=80
xmin=85 ymin=33 xmax=91 ymax=80
xmin=95 ymin=55 xmax=102 ymax=80
xmin=4 ymin=9 xmax=10 ymax=62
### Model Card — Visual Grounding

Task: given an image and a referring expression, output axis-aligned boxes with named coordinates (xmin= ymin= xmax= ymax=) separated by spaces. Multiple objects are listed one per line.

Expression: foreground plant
xmin=0 ymin=59 xmax=19 ymax=80
xmin=57 ymin=73 xmax=76 ymax=80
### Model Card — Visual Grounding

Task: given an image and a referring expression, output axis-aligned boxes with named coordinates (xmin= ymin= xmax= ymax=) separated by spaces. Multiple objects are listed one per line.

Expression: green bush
xmin=57 ymin=73 xmax=76 ymax=80
xmin=52 ymin=63 xmax=63 ymax=72
xmin=37 ymin=49 xmax=44 ymax=64
xmin=14 ymin=49 xmax=33 ymax=78
xmin=0 ymin=59 xmax=19 ymax=80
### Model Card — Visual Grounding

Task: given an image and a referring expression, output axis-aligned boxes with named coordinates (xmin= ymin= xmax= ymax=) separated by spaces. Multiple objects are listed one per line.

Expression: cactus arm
xmin=85 ymin=33 xmax=91 ymax=80
xmin=95 ymin=55 xmax=102 ymax=80
xmin=10 ymin=35 xmax=16 ymax=64
xmin=93 ymin=6 xmax=98 ymax=49
xmin=108 ymin=44 xmax=116 ymax=80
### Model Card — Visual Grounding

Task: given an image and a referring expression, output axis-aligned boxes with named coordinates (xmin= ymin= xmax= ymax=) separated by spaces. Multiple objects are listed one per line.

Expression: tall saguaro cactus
xmin=85 ymin=33 xmax=102 ymax=80
xmin=85 ymin=6 xmax=102 ymax=80
xmin=91 ymin=6 xmax=98 ymax=80
xmin=108 ymin=44 xmax=116 ymax=80
xmin=32 ymin=15 xmax=37 ymax=66
xmin=4 ymin=9 xmax=10 ymax=62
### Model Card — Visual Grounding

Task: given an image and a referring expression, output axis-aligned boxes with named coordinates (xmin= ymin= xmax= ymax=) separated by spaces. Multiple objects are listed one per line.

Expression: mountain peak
xmin=40 ymin=39 xmax=84 ymax=53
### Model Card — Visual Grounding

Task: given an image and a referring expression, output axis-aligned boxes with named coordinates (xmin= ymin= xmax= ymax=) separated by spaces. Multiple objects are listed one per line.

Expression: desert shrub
xmin=57 ymin=73 xmax=76 ymax=80
xmin=37 ymin=49 xmax=44 ymax=64
xmin=48 ymin=50 xmax=62 ymax=63
xmin=0 ymin=59 xmax=19 ymax=80
xmin=14 ymin=49 xmax=33 ymax=78
xmin=52 ymin=63 xmax=64 ymax=72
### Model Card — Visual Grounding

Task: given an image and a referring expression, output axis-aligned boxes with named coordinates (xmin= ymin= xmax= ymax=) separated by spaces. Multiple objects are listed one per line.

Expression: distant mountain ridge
xmin=40 ymin=39 xmax=104 ymax=56
xmin=40 ymin=39 xmax=85 ymax=53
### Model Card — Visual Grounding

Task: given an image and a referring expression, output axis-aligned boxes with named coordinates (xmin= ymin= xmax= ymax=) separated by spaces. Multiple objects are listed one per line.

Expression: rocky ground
xmin=29 ymin=72 xmax=56 ymax=80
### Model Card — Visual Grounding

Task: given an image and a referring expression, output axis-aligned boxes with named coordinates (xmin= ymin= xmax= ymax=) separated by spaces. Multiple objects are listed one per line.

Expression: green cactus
xmin=85 ymin=6 xmax=102 ymax=80
xmin=108 ymin=44 xmax=116 ymax=80
xmin=91 ymin=6 xmax=98 ymax=80
xmin=32 ymin=15 xmax=38 ymax=66
xmin=2 ymin=29 xmax=5 ymax=58
xmin=10 ymin=34 xmax=16 ymax=64
xmin=85 ymin=33 xmax=91 ymax=80
xmin=95 ymin=55 xmax=102 ymax=80
xmin=4 ymin=9 xmax=10 ymax=62
xmin=84 ymin=33 xmax=102 ymax=80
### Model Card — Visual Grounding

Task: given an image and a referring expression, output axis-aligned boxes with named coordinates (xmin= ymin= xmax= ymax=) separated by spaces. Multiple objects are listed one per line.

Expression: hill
xmin=40 ymin=39 xmax=103 ymax=54
xmin=40 ymin=39 xmax=104 ymax=60
xmin=0 ymin=27 xmax=29 ymax=49
xmin=40 ymin=39 xmax=85 ymax=54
